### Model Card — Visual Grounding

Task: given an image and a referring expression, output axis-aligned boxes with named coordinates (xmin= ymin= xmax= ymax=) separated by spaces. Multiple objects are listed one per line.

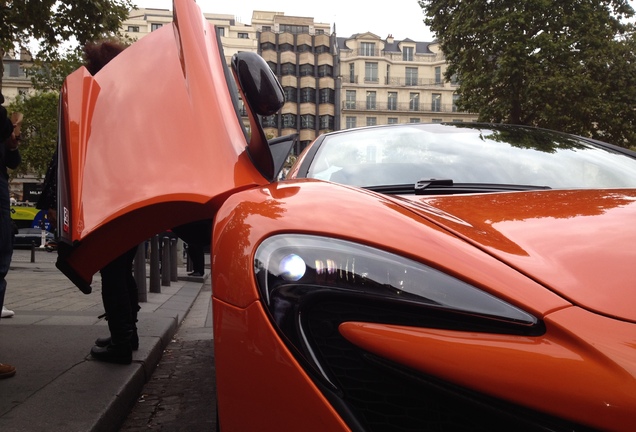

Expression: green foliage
xmin=7 ymin=92 xmax=59 ymax=178
xmin=419 ymin=0 xmax=636 ymax=147
xmin=0 ymin=0 xmax=133 ymax=56
xmin=28 ymin=48 xmax=84 ymax=92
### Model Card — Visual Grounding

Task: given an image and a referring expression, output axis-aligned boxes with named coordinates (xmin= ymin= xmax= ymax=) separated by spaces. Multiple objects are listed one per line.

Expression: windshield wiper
xmin=364 ymin=179 xmax=551 ymax=195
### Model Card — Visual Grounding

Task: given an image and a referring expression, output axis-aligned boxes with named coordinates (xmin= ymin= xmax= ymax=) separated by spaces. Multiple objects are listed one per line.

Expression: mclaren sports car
xmin=54 ymin=0 xmax=636 ymax=431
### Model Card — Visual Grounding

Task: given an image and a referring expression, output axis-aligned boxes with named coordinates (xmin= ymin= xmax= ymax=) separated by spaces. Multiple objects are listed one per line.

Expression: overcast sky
xmin=132 ymin=0 xmax=436 ymax=41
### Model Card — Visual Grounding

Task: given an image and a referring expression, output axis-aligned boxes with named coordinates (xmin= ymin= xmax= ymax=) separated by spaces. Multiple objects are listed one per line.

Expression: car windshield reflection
xmin=307 ymin=123 xmax=636 ymax=190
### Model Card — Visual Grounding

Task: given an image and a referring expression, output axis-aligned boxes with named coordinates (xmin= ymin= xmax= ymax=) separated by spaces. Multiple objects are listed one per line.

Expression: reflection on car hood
xmin=397 ymin=189 xmax=636 ymax=322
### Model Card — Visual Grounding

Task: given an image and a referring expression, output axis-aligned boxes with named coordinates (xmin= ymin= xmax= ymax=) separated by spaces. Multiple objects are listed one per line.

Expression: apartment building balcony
xmin=342 ymin=101 xmax=460 ymax=114
xmin=340 ymin=50 xmax=446 ymax=62
xmin=386 ymin=77 xmax=456 ymax=87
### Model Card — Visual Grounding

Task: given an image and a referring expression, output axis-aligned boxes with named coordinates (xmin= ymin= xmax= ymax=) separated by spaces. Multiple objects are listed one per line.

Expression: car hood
xmin=397 ymin=189 xmax=636 ymax=322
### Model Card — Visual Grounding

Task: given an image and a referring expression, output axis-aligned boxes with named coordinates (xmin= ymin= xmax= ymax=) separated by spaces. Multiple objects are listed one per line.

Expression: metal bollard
xmin=149 ymin=235 xmax=161 ymax=293
xmin=30 ymin=242 xmax=35 ymax=263
xmin=170 ymin=238 xmax=178 ymax=282
xmin=161 ymin=236 xmax=171 ymax=286
xmin=134 ymin=242 xmax=147 ymax=302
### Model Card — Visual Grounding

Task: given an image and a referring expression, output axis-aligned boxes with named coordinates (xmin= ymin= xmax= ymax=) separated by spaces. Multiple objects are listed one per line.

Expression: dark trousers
xmin=99 ymin=247 xmax=138 ymax=345
xmin=0 ymin=175 xmax=13 ymax=316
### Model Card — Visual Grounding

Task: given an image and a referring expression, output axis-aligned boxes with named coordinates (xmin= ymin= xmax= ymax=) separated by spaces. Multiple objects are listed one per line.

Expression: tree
xmin=7 ymin=92 xmax=59 ymax=179
xmin=419 ymin=0 xmax=636 ymax=146
xmin=0 ymin=0 xmax=133 ymax=89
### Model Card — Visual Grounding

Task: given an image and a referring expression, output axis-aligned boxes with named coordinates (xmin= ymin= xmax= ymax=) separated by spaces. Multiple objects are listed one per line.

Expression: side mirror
xmin=231 ymin=52 xmax=284 ymax=116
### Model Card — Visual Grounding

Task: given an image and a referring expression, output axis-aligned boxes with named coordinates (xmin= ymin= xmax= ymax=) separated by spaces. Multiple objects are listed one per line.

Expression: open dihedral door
xmin=56 ymin=0 xmax=270 ymax=293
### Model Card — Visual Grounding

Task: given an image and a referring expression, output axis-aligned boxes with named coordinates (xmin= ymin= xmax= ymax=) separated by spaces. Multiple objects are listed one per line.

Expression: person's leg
xmin=91 ymin=247 xmax=137 ymax=364
xmin=187 ymin=242 xmax=205 ymax=275
xmin=0 ymin=175 xmax=16 ymax=378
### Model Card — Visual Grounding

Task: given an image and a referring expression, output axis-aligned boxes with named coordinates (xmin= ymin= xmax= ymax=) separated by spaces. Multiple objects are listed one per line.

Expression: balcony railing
xmin=340 ymin=50 xmax=446 ymax=62
xmin=343 ymin=101 xmax=461 ymax=114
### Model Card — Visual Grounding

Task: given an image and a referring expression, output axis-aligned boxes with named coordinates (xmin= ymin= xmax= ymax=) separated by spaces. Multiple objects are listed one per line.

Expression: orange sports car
xmin=55 ymin=0 xmax=636 ymax=431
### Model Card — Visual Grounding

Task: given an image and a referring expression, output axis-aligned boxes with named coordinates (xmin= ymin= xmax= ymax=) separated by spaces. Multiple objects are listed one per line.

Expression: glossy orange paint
xmin=213 ymin=297 xmax=350 ymax=431
xmin=339 ymin=304 xmax=636 ymax=431
xmin=212 ymin=181 xmax=571 ymax=315
xmin=403 ymin=189 xmax=636 ymax=322
xmin=57 ymin=0 xmax=266 ymax=287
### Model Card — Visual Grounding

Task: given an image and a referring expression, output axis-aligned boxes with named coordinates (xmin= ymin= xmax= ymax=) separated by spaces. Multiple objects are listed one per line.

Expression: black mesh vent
xmin=301 ymin=299 xmax=596 ymax=432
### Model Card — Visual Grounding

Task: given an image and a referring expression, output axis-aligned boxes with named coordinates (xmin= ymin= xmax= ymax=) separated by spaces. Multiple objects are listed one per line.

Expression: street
xmin=120 ymin=281 xmax=217 ymax=431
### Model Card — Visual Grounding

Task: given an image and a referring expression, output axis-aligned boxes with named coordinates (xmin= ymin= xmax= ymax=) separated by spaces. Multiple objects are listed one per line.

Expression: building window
xmin=279 ymin=43 xmax=293 ymax=52
xmin=280 ymin=24 xmax=309 ymax=34
xmin=127 ymin=26 xmax=139 ymax=32
xmin=409 ymin=118 xmax=421 ymax=123
xmin=345 ymin=90 xmax=356 ymax=109
xmin=409 ymin=92 xmax=420 ymax=111
xmin=367 ymin=117 xmax=377 ymax=126
xmin=405 ymin=67 xmax=418 ymax=86
xmin=387 ymin=92 xmax=397 ymax=110
xmin=452 ymin=119 xmax=464 ymax=122
xmin=435 ymin=66 xmax=443 ymax=84
xmin=317 ymin=64 xmax=333 ymax=77
xmin=283 ymin=87 xmax=297 ymax=103
xmin=403 ymin=46 xmax=414 ymax=61
xmin=388 ymin=117 xmax=398 ymax=124
xmin=315 ymin=29 xmax=325 ymax=35
xmin=300 ymin=87 xmax=316 ymax=103
xmin=151 ymin=23 xmax=163 ymax=31
xmin=261 ymin=26 xmax=272 ymax=32
xmin=452 ymin=94 xmax=460 ymax=112
xmin=238 ymin=32 xmax=249 ymax=39
xmin=320 ymin=115 xmax=334 ymax=130
xmin=217 ymin=27 xmax=225 ymax=37
xmin=267 ymin=61 xmax=277 ymax=73
xmin=360 ymin=42 xmax=376 ymax=56
xmin=282 ymin=114 xmax=296 ymax=128
xmin=432 ymin=93 xmax=442 ymax=112
xmin=450 ymin=74 xmax=459 ymax=85
xmin=281 ymin=63 xmax=295 ymax=76
xmin=346 ymin=116 xmax=357 ymax=129
xmin=366 ymin=91 xmax=377 ymax=110
xmin=319 ymin=88 xmax=335 ymax=104
xmin=432 ymin=118 xmax=443 ymax=123
xmin=349 ymin=63 xmax=355 ymax=83
xmin=297 ymin=44 xmax=313 ymax=53
xmin=299 ymin=64 xmax=314 ymax=76
xmin=365 ymin=62 xmax=378 ymax=83
xmin=261 ymin=42 xmax=275 ymax=51
xmin=262 ymin=115 xmax=277 ymax=128
xmin=315 ymin=45 xmax=330 ymax=54
xmin=301 ymin=114 xmax=316 ymax=129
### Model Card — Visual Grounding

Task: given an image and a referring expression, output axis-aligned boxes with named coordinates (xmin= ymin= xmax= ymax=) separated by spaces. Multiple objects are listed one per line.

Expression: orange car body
xmin=56 ymin=0 xmax=636 ymax=430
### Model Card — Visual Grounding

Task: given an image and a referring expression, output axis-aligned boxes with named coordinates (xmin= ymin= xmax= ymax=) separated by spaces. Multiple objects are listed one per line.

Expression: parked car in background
xmin=13 ymin=228 xmax=55 ymax=249
xmin=54 ymin=0 xmax=636 ymax=430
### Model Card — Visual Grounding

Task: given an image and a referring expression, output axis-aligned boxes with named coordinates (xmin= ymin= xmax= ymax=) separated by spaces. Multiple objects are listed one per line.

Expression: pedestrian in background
xmin=0 ymin=93 xmax=22 ymax=378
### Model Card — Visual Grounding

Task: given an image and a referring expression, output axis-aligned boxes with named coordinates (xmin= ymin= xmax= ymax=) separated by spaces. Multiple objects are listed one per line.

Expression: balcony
xmin=386 ymin=77 xmax=446 ymax=87
xmin=342 ymin=101 xmax=460 ymax=114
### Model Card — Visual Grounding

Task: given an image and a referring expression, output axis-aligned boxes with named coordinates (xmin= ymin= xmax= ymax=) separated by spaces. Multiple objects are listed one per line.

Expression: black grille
xmin=301 ymin=298 xmax=596 ymax=432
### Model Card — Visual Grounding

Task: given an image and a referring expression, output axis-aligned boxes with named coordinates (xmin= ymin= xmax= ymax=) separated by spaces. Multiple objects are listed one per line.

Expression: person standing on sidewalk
xmin=38 ymin=39 xmax=139 ymax=365
xmin=0 ymin=93 xmax=21 ymax=379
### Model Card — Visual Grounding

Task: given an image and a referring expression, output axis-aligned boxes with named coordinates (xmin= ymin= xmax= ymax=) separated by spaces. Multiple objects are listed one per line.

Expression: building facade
xmin=338 ymin=34 xmax=475 ymax=129
xmin=120 ymin=8 xmax=474 ymax=155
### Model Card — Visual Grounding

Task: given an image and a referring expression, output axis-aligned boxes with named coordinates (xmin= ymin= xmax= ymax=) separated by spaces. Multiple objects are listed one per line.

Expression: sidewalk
xmin=0 ymin=248 xmax=208 ymax=432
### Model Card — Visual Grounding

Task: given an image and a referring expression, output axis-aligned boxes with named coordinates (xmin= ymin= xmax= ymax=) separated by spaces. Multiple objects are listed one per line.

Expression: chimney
xmin=386 ymin=34 xmax=394 ymax=44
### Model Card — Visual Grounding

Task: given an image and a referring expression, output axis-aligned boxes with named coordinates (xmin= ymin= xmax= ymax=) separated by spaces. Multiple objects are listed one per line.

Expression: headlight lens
xmin=254 ymin=235 xmax=541 ymax=386
xmin=256 ymin=234 xmax=536 ymax=324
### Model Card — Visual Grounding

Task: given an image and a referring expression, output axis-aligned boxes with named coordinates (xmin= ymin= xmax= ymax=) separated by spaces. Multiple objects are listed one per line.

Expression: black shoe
xmin=95 ymin=334 xmax=139 ymax=350
xmin=90 ymin=344 xmax=133 ymax=365
xmin=188 ymin=271 xmax=204 ymax=277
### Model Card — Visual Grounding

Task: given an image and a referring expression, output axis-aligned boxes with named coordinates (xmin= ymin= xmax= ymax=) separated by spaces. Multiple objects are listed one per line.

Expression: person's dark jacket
xmin=0 ymin=102 xmax=20 ymax=180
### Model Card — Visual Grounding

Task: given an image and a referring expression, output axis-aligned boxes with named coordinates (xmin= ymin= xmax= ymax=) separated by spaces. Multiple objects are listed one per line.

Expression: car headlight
xmin=254 ymin=234 xmax=542 ymax=386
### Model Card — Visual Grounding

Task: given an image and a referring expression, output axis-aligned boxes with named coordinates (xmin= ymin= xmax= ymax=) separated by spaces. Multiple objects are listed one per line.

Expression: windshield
xmin=306 ymin=123 xmax=636 ymax=190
